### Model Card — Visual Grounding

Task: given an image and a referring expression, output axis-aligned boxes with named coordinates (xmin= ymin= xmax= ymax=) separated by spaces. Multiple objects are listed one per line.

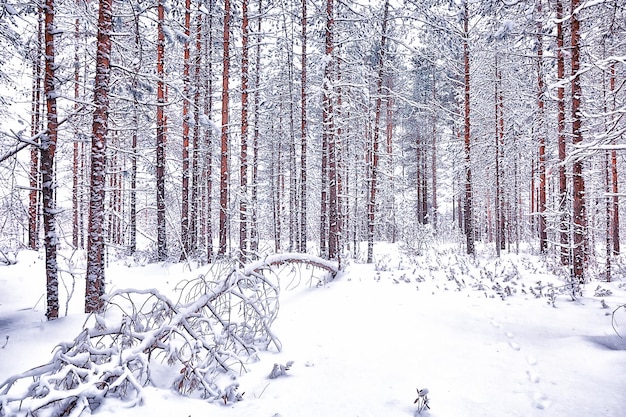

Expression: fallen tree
xmin=0 ymin=254 xmax=339 ymax=417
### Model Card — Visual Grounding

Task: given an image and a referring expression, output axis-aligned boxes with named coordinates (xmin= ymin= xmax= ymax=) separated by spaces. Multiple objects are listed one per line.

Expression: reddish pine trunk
xmin=43 ymin=0 xmax=59 ymax=320
xmin=571 ymin=0 xmax=586 ymax=284
xmin=556 ymin=0 xmax=569 ymax=265
xmin=240 ymin=0 xmax=249 ymax=261
xmin=218 ymin=0 xmax=231 ymax=257
xmin=85 ymin=0 xmax=113 ymax=314
xmin=463 ymin=2 xmax=474 ymax=255
xmin=156 ymin=0 xmax=168 ymax=261
xmin=181 ymin=0 xmax=192 ymax=259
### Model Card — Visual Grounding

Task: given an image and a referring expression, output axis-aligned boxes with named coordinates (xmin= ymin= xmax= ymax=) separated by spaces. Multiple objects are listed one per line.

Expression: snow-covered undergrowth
xmin=1 ymin=244 xmax=625 ymax=417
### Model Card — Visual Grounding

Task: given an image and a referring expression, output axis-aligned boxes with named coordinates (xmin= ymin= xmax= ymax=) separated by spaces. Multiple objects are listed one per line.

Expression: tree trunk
xmin=250 ymin=0 xmax=262 ymax=258
xmin=72 ymin=6 xmax=81 ymax=249
xmin=240 ymin=0 xmax=250 ymax=262
xmin=495 ymin=55 xmax=502 ymax=257
xmin=85 ymin=0 xmax=113 ymax=314
xmin=367 ymin=0 xmax=389 ymax=263
xmin=204 ymin=7 xmax=214 ymax=262
xmin=42 ymin=0 xmax=59 ymax=320
xmin=156 ymin=0 xmax=168 ymax=261
xmin=29 ymin=6 xmax=43 ymax=251
xmin=219 ymin=0 xmax=231 ymax=257
xmin=299 ymin=0 xmax=307 ymax=253
xmin=571 ymin=0 xmax=586 ymax=284
xmin=556 ymin=0 xmax=569 ymax=265
xmin=536 ymin=0 xmax=547 ymax=254
xmin=320 ymin=0 xmax=333 ymax=259
xmin=190 ymin=4 xmax=202 ymax=255
xmin=609 ymin=64 xmax=620 ymax=255
xmin=462 ymin=2 xmax=474 ymax=255
xmin=180 ymin=0 xmax=192 ymax=259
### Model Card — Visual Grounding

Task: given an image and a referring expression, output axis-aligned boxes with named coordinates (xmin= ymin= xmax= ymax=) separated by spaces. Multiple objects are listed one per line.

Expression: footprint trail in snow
xmin=489 ymin=316 xmax=551 ymax=411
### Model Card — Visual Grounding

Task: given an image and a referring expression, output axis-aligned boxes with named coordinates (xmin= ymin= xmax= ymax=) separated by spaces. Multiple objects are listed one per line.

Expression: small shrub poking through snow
xmin=414 ymin=387 xmax=430 ymax=415
xmin=268 ymin=361 xmax=294 ymax=379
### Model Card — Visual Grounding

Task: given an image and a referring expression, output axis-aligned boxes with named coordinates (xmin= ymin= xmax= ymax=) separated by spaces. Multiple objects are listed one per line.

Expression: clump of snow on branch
xmin=0 ymin=254 xmax=338 ymax=416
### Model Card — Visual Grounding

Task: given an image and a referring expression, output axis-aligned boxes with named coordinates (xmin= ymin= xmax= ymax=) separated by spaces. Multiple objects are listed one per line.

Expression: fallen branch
xmin=0 ymin=254 xmax=339 ymax=416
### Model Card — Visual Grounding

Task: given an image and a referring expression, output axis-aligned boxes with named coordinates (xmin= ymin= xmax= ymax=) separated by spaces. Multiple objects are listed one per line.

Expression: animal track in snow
xmin=488 ymin=318 xmax=550 ymax=411
xmin=533 ymin=392 xmax=551 ymax=409
xmin=526 ymin=369 xmax=541 ymax=383
xmin=508 ymin=340 xmax=521 ymax=351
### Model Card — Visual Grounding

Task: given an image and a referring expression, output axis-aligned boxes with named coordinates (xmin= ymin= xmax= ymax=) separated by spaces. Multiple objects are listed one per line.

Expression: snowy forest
xmin=1 ymin=0 xmax=626 ymax=416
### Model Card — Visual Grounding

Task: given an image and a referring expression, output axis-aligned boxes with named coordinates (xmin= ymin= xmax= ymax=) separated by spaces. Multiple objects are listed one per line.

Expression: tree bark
xmin=367 ymin=0 xmax=389 ymax=263
xmin=240 ymin=0 xmax=250 ymax=262
xmin=556 ymin=0 xmax=569 ymax=265
xmin=462 ymin=2 xmax=474 ymax=255
xmin=299 ymin=0 xmax=307 ymax=253
xmin=320 ymin=0 xmax=334 ymax=259
xmin=571 ymin=0 xmax=586 ymax=284
xmin=85 ymin=0 xmax=113 ymax=314
xmin=42 ymin=0 xmax=59 ymax=320
xmin=156 ymin=0 xmax=168 ymax=261
xmin=218 ymin=0 xmax=231 ymax=257
xmin=180 ymin=0 xmax=192 ymax=259
xmin=29 ymin=6 xmax=43 ymax=251
xmin=536 ymin=0 xmax=547 ymax=253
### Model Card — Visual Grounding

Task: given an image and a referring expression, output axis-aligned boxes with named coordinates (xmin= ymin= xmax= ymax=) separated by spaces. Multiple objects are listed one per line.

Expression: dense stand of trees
xmin=0 ymin=0 xmax=625 ymax=317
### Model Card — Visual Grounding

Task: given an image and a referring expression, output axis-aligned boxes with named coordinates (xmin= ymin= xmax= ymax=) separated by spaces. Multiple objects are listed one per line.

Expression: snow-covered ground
xmin=1 ymin=244 xmax=626 ymax=416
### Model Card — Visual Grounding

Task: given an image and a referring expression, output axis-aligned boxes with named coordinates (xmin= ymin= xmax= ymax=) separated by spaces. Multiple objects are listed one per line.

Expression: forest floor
xmin=1 ymin=242 xmax=626 ymax=417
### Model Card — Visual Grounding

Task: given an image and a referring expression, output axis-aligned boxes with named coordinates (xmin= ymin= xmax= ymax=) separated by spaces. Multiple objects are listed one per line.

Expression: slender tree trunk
xmin=299 ymin=0 xmax=307 ymax=253
xmin=29 ymin=6 xmax=43 ymax=251
xmin=536 ymin=0 xmax=547 ymax=253
xmin=72 ymin=6 xmax=81 ymax=249
xmin=609 ymin=64 xmax=620 ymax=255
xmin=431 ymin=66 xmax=438 ymax=230
xmin=320 ymin=0 xmax=333 ymax=259
xmin=556 ymin=0 xmax=569 ymax=265
xmin=190 ymin=4 xmax=202 ymax=255
xmin=250 ymin=0 xmax=262 ymax=258
xmin=240 ymin=0 xmax=249 ymax=262
xmin=495 ymin=55 xmax=502 ymax=257
xmin=218 ymin=0 xmax=231 ymax=257
xmin=180 ymin=0 xmax=192 ymax=259
xmin=129 ymin=11 xmax=141 ymax=255
xmin=385 ymin=76 xmax=395 ymax=242
xmin=85 ymin=0 xmax=113 ymax=314
xmin=497 ymin=62 xmax=505 ymax=251
xmin=156 ymin=0 xmax=168 ymax=261
xmin=204 ymin=7 xmax=214 ymax=262
xmin=367 ymin=0 xmax=389 ymax=263
xmin=571 ymin=0 xmax=586 ymax=284
xmin=462 ymin=2 xmax=474 ymax=255
xmin=42 ymin=0 xmax=59 ymax=320
xmin=605 ymin=150 xmax=612 ymax=281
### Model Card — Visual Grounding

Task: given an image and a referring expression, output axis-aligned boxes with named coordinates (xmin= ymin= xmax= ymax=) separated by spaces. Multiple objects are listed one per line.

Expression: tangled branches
xmin=0 ymin=254 xmax=338 ymax=416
